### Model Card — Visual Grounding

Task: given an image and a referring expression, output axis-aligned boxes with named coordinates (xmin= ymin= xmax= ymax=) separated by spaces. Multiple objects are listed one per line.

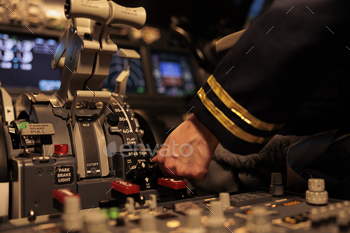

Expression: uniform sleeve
xmin=189 ymin=0 xmax=350 ymax=155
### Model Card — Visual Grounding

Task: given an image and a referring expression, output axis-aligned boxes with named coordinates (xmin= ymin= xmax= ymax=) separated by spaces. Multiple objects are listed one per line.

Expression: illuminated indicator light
xmin=109 ymin=207 xmax=119 ymax=220
xmin=282 ymin=201 xmax=300 ymax=206
xmin=246 ymin=208 xmax=266 ymax=215
xmin=271 ymin=204 xmax=277 ymax=208
xmin=137 ymin=87 xmax=145 ymax=93
xmin=54 ymin=144 xmax=69 ymax=154
xmin=17 ymin=121 xmax=29 ymax=129
xmin=166 ymin=220 xmax=180 ymax=228
xmin=284 ymin=217 xmax=297 ymax=224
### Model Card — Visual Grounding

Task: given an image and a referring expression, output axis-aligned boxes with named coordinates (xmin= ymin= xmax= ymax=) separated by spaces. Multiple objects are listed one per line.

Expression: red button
xmin=53 ymin=188 xmax=80 ymax=204
xmin=158 ymin=178 xmax=187 ymax=189
xmin=54 ymin=144 xmax=69 ymax=154
xmin=111 ymin=180 xmax=140 ymax=195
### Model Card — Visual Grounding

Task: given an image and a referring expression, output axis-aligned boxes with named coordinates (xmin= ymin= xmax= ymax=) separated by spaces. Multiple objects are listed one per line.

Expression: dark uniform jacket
xmin=190 ymin=0 xmax=350 ymax=155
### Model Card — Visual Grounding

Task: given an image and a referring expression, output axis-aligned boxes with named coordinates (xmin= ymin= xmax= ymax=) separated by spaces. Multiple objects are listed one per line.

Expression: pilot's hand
xmin=152 ymin=113 xmax=219 ymax=181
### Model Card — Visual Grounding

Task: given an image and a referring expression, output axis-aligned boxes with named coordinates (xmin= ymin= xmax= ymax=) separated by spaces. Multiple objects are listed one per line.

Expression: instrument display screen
xmin=101 ymin=49 xmax=146 ymax=94
xmin=151 ymin=51 xmax=196 ymax=97
xmin=0 ymin=33 xmax=61 ymax=91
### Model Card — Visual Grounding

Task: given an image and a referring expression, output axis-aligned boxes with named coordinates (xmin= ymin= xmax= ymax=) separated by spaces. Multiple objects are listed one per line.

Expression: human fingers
xmin=163 ymin=158 xmax=185 ymax=180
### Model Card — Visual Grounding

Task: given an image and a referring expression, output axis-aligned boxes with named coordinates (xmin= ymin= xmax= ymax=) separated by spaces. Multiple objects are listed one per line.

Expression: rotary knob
xmin=184 ymin=209 xmax=206 ymax=233
xmin=246 ymin=208 xmax=271 ymax=233
xmin=219 ymin=193 xmax=231 ymax=208
xmin=107 ymin=113 xmax=119 ymax=126
xmin=206 ymin=201 xmax=226 ymax=229
xmin=140 ymin=213 xmax=159 ymax=233
xmin=308 ymin=178 xmax=325 ymax=192
xmin=306 ymin=179 xmax=328 ymax=205
xmin=270 ymin=173 xmax=284 ymax=196
xmin=85 ymin=210 xmax=109 ymax=233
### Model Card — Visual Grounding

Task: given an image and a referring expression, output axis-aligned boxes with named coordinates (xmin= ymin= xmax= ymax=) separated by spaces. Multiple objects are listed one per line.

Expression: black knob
xmin=28 ymin=210 xmax=36 ymax=223
xmin=107 ymin=113 xmax=119 ymax=126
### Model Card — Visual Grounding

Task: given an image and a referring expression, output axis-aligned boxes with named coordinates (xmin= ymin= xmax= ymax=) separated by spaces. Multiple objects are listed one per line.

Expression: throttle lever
xmin=65 ymin=0 xmax=146 ymax=29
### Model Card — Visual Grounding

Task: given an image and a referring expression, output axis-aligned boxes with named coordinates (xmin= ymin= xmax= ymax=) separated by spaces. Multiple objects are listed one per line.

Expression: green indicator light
xmin=17 ymin=121 xmax=29 ymax=130
xmin=109 ymin=207 xmax=119 ymax=220
xmin=137 ymin=87 xmax=145 ymax=93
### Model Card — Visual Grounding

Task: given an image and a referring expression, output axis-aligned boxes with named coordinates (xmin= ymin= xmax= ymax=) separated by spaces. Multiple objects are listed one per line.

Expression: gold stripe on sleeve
xmin=207 ymin=75 xmax=284 ymax=131
xmin=197 ymin=88 xmax=271 ymax=144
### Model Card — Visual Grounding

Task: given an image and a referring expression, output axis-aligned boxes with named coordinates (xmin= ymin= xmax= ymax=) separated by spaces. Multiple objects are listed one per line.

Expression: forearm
xmin=190 ymin=0 xmax=350 ymax=154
